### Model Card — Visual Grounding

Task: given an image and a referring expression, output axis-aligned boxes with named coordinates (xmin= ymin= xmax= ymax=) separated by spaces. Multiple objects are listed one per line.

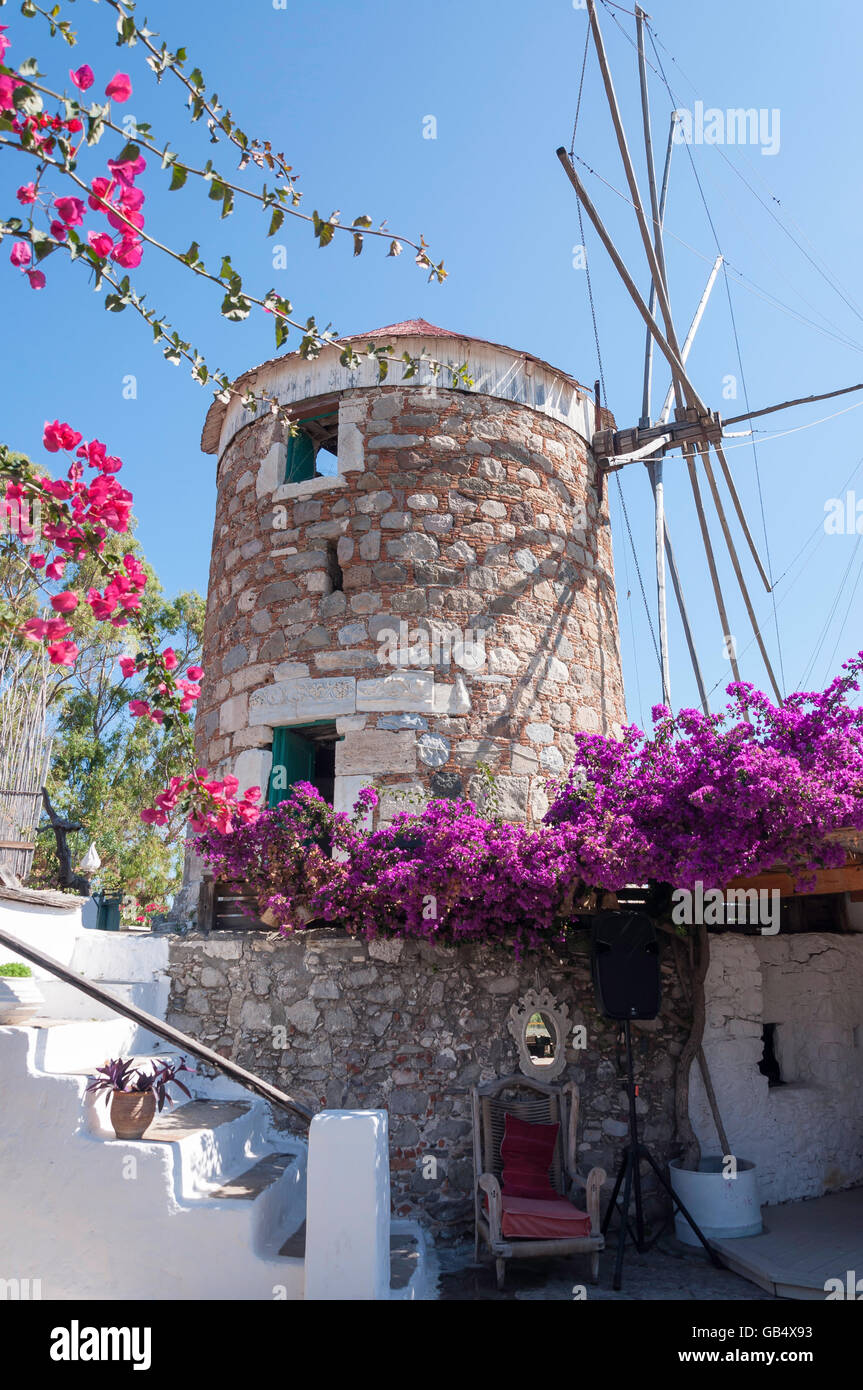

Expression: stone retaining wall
xmin=167 ymin=929 xmax=690 ymax=1240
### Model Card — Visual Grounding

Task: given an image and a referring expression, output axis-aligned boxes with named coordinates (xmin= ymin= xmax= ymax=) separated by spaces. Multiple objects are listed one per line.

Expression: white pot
xmin=669 ymin=1156 xmax=762 ymax=1244
xmin=0 ymin=974 xmax=44 ymax=1024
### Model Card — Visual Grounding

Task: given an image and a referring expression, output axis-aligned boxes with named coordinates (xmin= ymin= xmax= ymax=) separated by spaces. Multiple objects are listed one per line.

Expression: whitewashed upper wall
xmin=210 ymin=337 xmax=598 ymax=461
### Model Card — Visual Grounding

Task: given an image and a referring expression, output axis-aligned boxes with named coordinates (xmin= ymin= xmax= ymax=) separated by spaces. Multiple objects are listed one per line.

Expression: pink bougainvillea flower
xmin=50 ymin=220 xmax=68 ymax=242
xmin=52 ymin=195 xmax=86 ymax=227
xmin=22 ymin=618 xmax=49 ymax=640
xmin=0 ymin=75 xmax=16 ymax=111
xmin=119 ymin=656 xmax=137 ymax=678
xmin=48 ymin=639 xmax=79 ymax=667
xmin=105 ymin=72 xmax=132 ymax=102
xmin=10 ymin=241 xmax=32 ymax=268
xmin=43 ymin=420 xmax=83 ymax=453
xmin=16 ymin=183 xmax=38 ymax=205
xmin=106 ymin=205 xmax=145 ymax=233
xmin=162 ymin=648 xmax=177 ymax=671
xmin=88 ymin=175 xmax=115 ymax=210
xmin=87 ymin=230 xmax=114 ymax=259
xmin=111 ymin=234 xmax=143 ymax=269
xmin=107 ymin=154 xmax=146 ymax=186
xmin=150 ymin=709 xmax=165 ymax=725
xmin=70 ymin=64 xmax=95 ymax=92
xmin=26 ymin=269 xmax=46 ymax=290
xmin=118 ymin=184 xmax=145 ymax=213
xmin=0 ymin=26 xmax=10 ymax=62
xmin=50 ymin=591 xmax=79 ymax=613
xmin=45 ymin=559 xmax=66 ymax=581
xmin=128 ymin=699 xmax=150 ymax=717
xmin=28 ymin=553 xmax=46 ymax=569
xmin=186 ymin=665 xmax=204 ymax=681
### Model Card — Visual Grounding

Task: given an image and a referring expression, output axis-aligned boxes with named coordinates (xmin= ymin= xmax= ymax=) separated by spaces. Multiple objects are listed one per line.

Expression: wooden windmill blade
xmin=557 ymin=0 xmax=788 ymax=708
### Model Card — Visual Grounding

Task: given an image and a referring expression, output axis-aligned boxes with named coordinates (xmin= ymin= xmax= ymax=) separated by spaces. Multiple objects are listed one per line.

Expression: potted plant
xmin=87 ymin=1057 xmax=193 ymax=1139
xmin=0 ymin=962 xmax=44 ymax=1024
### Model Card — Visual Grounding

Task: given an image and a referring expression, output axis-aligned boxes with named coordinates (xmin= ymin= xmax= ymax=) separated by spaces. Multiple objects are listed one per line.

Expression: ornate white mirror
xmin=507 ymin=988 xmax=570 ymax=1080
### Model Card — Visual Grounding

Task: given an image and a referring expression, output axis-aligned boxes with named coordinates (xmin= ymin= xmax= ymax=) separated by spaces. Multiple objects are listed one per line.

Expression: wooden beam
xmin=556 ymin=148 xmax=692 ymax=390
xmin=658 ymin=503 xmax=711 ymax=713
xmin=695 ymin=440 xmax=783 ymax=701
xmin=684 ymin=440 xmax=744 ymax=685
xmin=586 ymin=0 xmax=704 ymax=417
xmin=723 ymin=379 xmax=863 ymax=428
xmin=727 ymin=864 xmax=863 ymax=897
xmin=712 ymin=439 xmax=773 ymax=593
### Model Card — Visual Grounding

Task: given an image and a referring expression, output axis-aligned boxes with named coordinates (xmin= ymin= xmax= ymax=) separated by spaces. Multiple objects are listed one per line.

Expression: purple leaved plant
xmin=87 ymin=1057 xmax=194 ymax=1112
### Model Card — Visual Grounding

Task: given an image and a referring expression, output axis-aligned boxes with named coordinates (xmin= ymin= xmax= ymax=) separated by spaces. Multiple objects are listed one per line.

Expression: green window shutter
xmin=268 ymin=727 xmax=316 ymax=807
xmin=284 ymin=430 xmax=315 ymax=484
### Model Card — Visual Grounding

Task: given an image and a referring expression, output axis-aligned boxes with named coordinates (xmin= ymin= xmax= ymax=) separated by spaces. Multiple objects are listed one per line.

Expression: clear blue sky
xmin=4 ymin=0 xmax=863 ymax=725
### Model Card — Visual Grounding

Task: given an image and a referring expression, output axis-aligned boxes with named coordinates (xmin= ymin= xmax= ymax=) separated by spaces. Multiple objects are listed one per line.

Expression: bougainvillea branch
xmin=0 ymin=5 xmax=469 ymax=427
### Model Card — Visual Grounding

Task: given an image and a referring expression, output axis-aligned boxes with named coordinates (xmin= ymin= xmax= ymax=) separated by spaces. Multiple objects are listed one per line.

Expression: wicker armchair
xmin=471 ymin=1074 xmax=606 ymax=1290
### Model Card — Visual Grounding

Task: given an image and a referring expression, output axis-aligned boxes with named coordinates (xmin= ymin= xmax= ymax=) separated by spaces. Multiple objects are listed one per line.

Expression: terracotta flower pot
xmin=109 ymin=1089 xmax=156 ymax=1139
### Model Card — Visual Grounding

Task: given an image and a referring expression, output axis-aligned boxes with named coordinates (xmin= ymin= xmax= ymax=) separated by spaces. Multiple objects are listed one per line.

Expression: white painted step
xmin=0 ymin=1024 xmax=308 ymax=1299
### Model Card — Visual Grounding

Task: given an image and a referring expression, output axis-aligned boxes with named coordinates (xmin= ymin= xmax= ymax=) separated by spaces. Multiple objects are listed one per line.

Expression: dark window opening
xmin=326 ymin=541 xmax=344 ymax=592
xmin=284 ymin=409 xmax=339 ymax=484
xmin=758 ymin=1023 xmax=785 ymax=1088
xmin=268 ymin=721 xmax=340 ymax=807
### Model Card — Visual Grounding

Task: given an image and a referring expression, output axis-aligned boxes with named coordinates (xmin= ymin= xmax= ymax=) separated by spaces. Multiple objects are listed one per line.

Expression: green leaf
xmin=169 ymin=163 xmax=187 ymax=191
xmin=117 ymin=141 xmax=140 ymax=164
xmin=311 ymin=211 xmax=335 ymax=249
xmin=353 ymin=232 xmax=363 ymax=257
xmin=17 ymin=56 xmax=40 ymax=76
xmin=221 ymin=289 xmax=251 ymax=322
xmin=267 ymin=207 xmax=284 ymax=238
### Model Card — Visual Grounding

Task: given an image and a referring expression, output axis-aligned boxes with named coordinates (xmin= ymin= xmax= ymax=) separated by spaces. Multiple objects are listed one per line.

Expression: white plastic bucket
xmin=669 ymin=1156 xmax=762 ymax=1244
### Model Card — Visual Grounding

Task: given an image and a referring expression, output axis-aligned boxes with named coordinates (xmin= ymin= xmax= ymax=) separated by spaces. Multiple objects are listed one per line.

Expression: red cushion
xmin=501 ymin=1193 xmax=592 ymax=1240
xmin=500 ymin=1112 xmax=559 ymax=1199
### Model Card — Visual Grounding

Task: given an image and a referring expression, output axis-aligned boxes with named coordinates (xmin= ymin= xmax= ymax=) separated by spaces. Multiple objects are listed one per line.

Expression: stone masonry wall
xmin=167 ymin=930 xmax=690 ymax=1241
xmin=195 ymin=383 xmax=626 ymax=824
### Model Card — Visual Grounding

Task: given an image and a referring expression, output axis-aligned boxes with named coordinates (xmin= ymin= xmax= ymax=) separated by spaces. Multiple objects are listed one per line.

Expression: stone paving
xmin=434 ymin=1233 xmax=778 ymax=1301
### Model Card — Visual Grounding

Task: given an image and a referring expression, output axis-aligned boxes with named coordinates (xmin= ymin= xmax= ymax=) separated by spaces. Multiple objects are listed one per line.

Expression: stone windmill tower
xmin=191 ymin=319 xmax=626 ymax=860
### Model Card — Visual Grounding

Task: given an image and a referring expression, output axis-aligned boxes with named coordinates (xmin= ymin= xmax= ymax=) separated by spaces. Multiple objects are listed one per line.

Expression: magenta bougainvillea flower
xmin=195 ymin=655 xmax=863 ymax=952
xmin=105 ymin=72 xmax=132 ymax=102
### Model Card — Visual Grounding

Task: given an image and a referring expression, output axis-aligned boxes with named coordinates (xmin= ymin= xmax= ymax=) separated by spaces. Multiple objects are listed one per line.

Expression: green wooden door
xmin=269 ymin=726 xmax=316 ymax=807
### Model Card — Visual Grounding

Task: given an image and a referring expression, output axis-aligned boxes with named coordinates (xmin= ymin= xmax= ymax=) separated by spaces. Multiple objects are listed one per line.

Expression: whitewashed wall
xmin=690 ymin=932 xmax=863 ymax=1204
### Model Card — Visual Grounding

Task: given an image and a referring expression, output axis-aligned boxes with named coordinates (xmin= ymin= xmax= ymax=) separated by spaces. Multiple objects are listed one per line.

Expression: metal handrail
xmin=0 ymin=925 xmax=312 ymax=1125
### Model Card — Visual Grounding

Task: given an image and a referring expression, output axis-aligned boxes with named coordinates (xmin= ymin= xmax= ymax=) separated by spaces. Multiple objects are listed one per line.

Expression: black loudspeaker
xmin=591 ymin=910 xmax=661 ymax=1020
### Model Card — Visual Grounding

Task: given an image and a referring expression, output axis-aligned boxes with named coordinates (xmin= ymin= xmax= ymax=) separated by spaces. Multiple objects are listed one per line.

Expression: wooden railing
xmin=0 ymin=924 xmax=312 ymax=1125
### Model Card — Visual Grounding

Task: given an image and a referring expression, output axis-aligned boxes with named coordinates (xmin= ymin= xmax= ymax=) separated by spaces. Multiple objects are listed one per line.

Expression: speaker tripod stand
xmin=601 ymin=1019 xmax=723 ymax=1290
